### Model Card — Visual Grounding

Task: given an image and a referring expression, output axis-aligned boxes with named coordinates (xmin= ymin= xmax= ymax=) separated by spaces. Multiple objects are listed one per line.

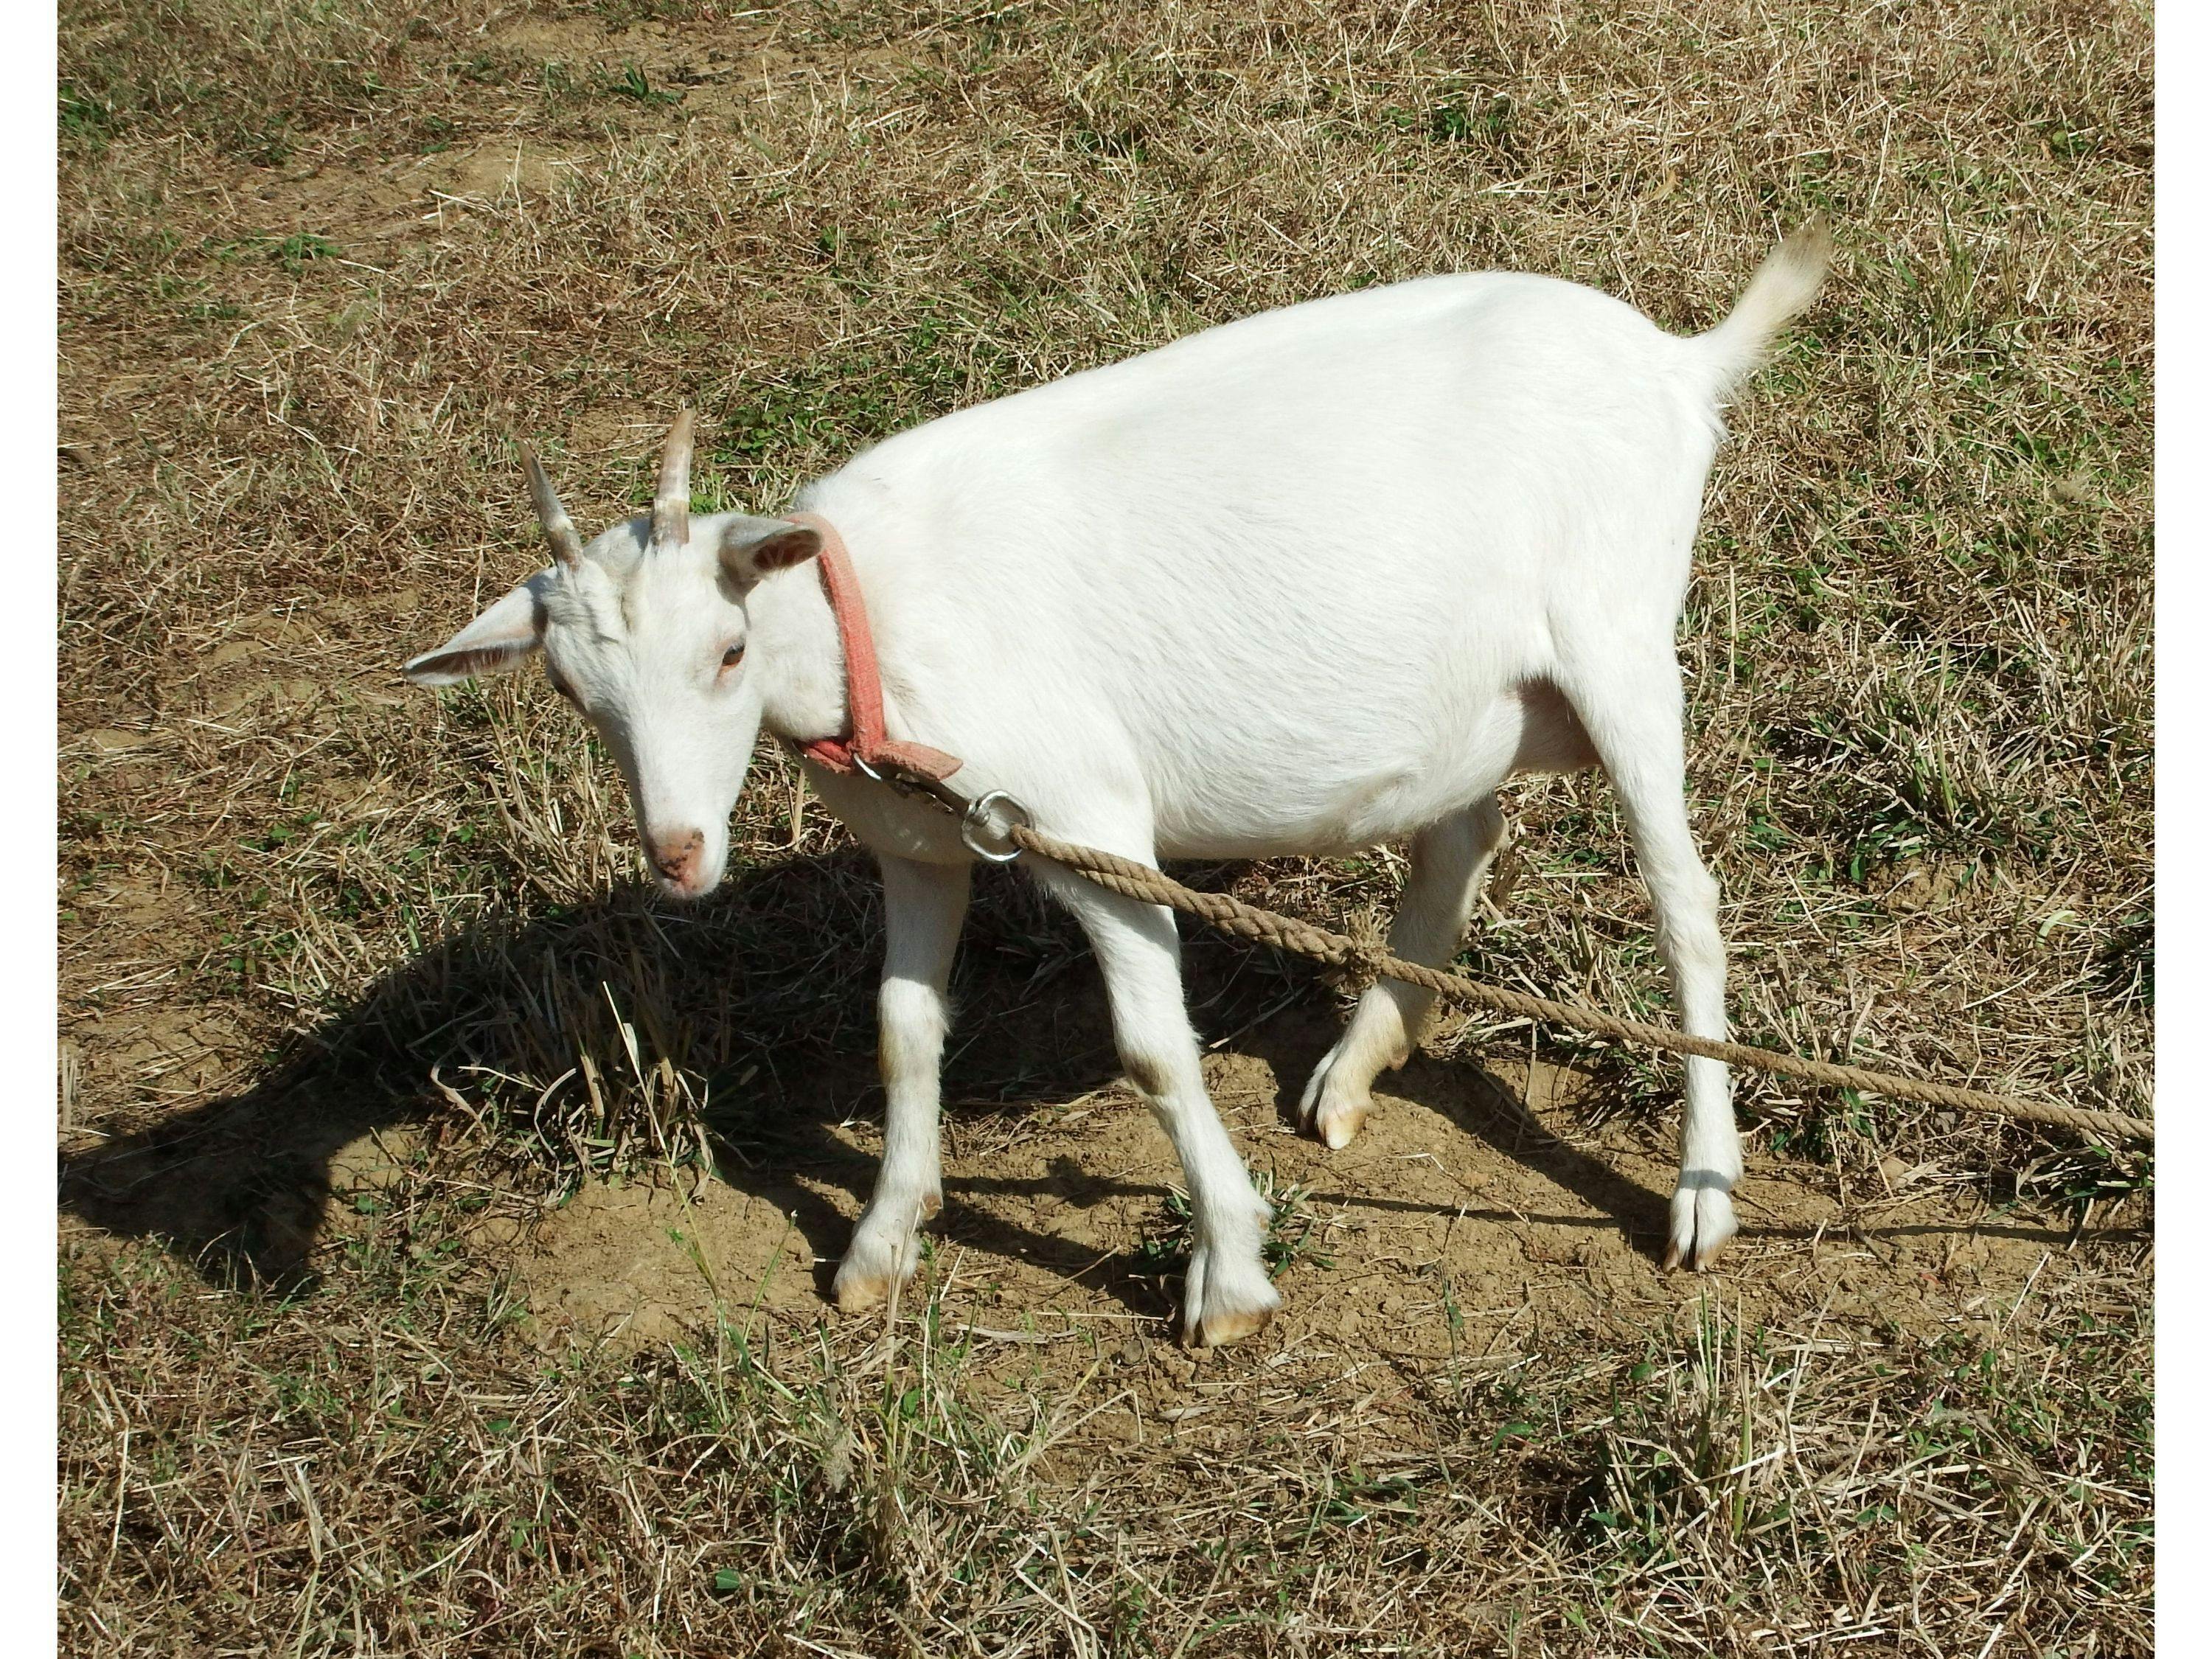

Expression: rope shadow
xmin=1234 ymin=1009 xmax=1680 ymax=1253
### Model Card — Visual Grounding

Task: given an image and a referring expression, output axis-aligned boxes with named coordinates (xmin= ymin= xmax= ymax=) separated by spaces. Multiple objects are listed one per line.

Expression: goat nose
xmin=650 ymin=830 xmax=705 ymax=883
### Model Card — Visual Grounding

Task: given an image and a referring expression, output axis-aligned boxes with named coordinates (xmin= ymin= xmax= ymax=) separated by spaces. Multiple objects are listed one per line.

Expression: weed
xmin=605 ymin=62 xmax=683 ymax=108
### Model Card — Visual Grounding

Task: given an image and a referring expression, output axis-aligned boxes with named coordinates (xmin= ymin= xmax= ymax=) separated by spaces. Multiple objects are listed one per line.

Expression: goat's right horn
xmin=520 ymin=444 xmax=585 ymax=571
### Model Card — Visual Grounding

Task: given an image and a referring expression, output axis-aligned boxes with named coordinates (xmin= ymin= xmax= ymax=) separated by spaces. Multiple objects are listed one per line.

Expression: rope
xmin=1003 ymin=824 xmax=2153 ymax=1147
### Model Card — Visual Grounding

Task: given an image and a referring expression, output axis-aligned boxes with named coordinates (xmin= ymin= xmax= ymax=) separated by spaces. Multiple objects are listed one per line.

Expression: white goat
xmin=406 ymin=223 xmax=1831 ymax=1346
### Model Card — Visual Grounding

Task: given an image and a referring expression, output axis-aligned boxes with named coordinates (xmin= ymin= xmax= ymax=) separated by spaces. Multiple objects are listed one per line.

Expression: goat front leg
xmin=1036 ymin=861 xmax=1279 ymax=1346
xmin=834 ymin=855 xmax=971 ymax=1312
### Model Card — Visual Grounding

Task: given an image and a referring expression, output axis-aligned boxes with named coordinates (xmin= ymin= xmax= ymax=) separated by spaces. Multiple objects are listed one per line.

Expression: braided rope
xmin=1004 ymin=824 xmax=2152 ymax=1146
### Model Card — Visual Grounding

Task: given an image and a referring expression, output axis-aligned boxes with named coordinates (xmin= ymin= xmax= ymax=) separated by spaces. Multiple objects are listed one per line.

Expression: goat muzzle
xmin=649 ymin=830 xmax=706 ymax=886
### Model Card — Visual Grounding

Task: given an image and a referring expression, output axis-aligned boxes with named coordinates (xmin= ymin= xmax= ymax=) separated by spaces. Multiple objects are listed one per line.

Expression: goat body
xmin=407 ymin=224 xmax=1831 ymax=1344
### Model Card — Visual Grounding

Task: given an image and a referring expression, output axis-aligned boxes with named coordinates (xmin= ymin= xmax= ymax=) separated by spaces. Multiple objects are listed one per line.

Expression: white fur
xmin=407 ymin=225 xmax=1830 ymax=1343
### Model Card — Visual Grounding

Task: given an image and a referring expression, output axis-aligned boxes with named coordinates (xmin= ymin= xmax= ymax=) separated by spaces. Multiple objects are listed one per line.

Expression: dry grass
xmin=58 ymin=1 xmax=2152 ymax=1653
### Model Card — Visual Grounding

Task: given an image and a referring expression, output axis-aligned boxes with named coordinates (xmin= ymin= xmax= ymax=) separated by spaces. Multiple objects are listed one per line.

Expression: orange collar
xmin=785 ymin=512 xmax=964 ymax=784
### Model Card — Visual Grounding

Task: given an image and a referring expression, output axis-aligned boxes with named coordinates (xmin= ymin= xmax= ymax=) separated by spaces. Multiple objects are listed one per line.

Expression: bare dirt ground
xmin=60 ymin=1 xmax=2151 ymax=1653
xmin=506 ymin=1036 xmax=2110 ymax=1421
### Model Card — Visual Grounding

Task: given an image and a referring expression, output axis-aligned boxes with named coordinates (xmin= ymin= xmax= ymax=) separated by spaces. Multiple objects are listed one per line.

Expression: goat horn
xmin=650 ymin=408 xmax=695 ymax=551
xmin=520 ymin=444 xmax=585 ymax=570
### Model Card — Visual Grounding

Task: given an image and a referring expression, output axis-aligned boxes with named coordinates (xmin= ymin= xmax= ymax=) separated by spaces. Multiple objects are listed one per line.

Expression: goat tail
xmin=1692 ymin=217 xmax=1834 ymax=396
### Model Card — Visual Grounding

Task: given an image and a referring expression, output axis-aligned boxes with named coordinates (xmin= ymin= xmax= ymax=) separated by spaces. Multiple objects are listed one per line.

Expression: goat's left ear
xmin=717 ymin=517 xmax=821 ymax=591
xmin=402 ymin=571 xmax=554 ymax=686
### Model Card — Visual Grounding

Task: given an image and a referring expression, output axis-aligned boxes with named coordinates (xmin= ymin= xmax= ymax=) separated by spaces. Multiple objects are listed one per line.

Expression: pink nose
xmin=650 ymin=830 xmax=704 ymax=886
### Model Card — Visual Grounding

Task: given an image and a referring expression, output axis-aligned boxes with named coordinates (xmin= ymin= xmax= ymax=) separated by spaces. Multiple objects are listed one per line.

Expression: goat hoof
xmin=1192 ymin=1299 xmax=1276 ymax=1347
xmin=1298 ymin=1046 xmax=1378 ymax=1150
xmin=1183 ymin=1248 xmax=1281 ymax=1347
xmin=1315 ymin=1095 xmax=1368 ymax=1150
xmin=832 ymin=1211 xmax=925 ymax=1310
xmin=832 ymin=1262 xmax=897 ymax=1312
xmin=1663 ymin=1183 xmax=1739 ymax=1272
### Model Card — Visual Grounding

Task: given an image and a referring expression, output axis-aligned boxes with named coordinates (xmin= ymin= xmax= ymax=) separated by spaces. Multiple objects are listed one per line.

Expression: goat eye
xmin=720 ymin=644 xmax=745 ymax=670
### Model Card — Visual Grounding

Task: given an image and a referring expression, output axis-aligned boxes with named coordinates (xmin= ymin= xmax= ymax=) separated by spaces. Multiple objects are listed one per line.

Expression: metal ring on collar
xmin=960 ymin=790 xmax=1032 ymax=863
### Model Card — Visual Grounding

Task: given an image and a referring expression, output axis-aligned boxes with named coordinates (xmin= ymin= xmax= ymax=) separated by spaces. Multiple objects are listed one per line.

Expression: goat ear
xmin=717 ymin=517 xmax=821 ymax=589
xmin=402 ymin=572 xmax=554 ymax=686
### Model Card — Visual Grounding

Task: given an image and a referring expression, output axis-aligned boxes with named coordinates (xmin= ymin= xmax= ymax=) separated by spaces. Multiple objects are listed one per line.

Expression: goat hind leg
xmin=1301 ymin=798 xmax=1506 ymax=1148
xmin=1571 ymin=667 xmax=1741 ymax=1270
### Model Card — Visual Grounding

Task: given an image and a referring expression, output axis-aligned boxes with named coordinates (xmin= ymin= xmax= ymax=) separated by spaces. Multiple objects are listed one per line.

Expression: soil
xmin=460 ymin=1019 xmax=2118 ymax=1458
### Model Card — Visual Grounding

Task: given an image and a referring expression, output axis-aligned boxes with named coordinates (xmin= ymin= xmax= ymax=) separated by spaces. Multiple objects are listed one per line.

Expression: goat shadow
xmin=58 ymin=847 xmax=1801 ymax=1315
